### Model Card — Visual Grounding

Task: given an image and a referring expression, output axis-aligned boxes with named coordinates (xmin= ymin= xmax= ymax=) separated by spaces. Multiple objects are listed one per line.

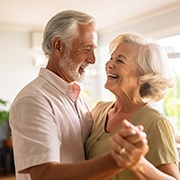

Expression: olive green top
xmin=85 ymin=101 xmax=179 ymax=180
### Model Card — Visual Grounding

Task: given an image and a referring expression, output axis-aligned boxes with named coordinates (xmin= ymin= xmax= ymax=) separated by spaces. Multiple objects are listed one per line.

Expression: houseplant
xmin=0 ymin=98 xmax=12 ymax=148
xmin=0 ymin=98 xmax=9 ymax=124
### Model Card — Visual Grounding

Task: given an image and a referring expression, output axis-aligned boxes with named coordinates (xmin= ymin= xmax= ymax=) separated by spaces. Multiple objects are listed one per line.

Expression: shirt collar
xmin=68 ymin=82 xmax=81 ymax=101
xmin=39 ymin=68 xmax=81 ymax=101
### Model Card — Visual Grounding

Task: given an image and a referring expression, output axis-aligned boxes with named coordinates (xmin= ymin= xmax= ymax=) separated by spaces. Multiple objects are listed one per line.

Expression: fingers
xmin=109 ymin=132 xmax=148 ymax=157
xmin=137 ymin=125 xmax=144 ymax=131
xmin=109 ymin=123 xmax=144 ymax=152
xmin=116 ymin=120 xmax=147 ymax=144
xmin=121 ymin=119 xmax=135 ymax=129
xmin=110 ymin=138 xmax=148 ymax=168
xmin=134 ymin=138 xmax=148 ymax=149
xmin=116 ymin=125 xmax=137 ymax=138
xmin=121 ymin=120 xmax=144 ymax=132
xmin=125 ymin=131 xmax=147 ymax=144
xmin=110 ymin=148 xmax=136 ymax=168
xmin=111 ymin=119 xmax=148 ymax=149
xmin=109 ymin=120 xmax=149 ymax=168
xmin=109 ymin=127 xmax=138 ymax=155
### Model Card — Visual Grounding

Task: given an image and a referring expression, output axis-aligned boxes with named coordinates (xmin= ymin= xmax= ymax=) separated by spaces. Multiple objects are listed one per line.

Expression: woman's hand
xmin=109 ymin=119 xmax=149 ymax=169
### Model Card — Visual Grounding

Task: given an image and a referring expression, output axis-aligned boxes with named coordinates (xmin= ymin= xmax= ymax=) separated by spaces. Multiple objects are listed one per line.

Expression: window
xmin=157 ymin=34 xmax=180 ymax=134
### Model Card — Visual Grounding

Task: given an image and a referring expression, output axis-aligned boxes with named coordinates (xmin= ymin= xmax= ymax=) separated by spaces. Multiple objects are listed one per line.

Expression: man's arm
xmin=28 ymin=154 xmax=121 ymax=180
xmin=27 ymin=122 xmax=148 ymax=180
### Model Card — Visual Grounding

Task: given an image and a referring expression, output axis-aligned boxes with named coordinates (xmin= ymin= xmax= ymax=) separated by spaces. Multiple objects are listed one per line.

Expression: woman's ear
xmin=138 ymin=80 xmax=142 ymax=84
xmin=138 ymin=78 xmax=144 ymax=85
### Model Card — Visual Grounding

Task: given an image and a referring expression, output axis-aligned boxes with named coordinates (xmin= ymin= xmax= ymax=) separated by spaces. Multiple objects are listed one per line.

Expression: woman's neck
xmin=105 ymin=99 xmax=146 ymax=133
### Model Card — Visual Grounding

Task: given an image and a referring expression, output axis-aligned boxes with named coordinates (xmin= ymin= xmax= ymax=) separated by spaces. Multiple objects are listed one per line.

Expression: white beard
xmin=59 ymin=48 xmax=88 ymax=82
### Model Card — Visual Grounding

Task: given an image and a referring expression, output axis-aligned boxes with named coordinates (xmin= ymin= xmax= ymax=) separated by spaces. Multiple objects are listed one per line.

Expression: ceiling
xmin=0 ymin=0 xmax=180 ymax=33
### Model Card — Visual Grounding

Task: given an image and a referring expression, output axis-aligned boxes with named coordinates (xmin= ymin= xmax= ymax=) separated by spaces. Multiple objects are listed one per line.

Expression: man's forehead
xmin=78 ymin=29 xmax=97 ymax=47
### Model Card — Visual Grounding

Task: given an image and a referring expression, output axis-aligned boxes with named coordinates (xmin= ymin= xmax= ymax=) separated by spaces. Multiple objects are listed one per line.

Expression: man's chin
xmin=75 ymin=77 xmax=84 ymax=82
xmin=74 ymin=73 xmax=85 ymax=82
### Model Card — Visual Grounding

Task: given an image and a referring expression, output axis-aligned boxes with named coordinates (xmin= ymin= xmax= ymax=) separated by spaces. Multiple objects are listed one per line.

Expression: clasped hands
xmin=109 ymin=119 xmax=149 ymax=169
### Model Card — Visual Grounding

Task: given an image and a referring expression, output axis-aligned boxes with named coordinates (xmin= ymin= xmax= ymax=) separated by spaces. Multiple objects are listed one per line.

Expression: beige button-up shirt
xmin=10 ymin=68 xmax=93 ymax=180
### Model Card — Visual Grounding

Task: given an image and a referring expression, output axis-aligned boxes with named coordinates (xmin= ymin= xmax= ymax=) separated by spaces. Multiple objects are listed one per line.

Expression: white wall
xmin=0 ymin=4 xmax=180 ymax=106
xmin=98 ymin=5 xmax=180 ymax=46
xmin=0 ymin=30 xmax=42 ymax=104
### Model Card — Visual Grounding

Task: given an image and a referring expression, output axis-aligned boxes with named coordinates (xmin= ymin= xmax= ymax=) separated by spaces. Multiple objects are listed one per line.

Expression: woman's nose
xmin=105 ymin=60 xmax=115 ymax=69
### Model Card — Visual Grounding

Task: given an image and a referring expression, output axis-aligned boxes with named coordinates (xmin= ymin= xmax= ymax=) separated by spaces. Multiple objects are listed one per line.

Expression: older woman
xmin=85 ymin=33 xmax=180 ymax=180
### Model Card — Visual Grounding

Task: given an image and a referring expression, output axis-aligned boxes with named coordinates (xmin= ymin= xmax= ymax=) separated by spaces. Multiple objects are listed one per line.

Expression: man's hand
xmin=109 ymin=119 xmax=149 ymax=169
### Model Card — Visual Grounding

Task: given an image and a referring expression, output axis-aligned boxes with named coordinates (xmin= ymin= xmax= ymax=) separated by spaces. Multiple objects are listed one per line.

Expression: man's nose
xmin=88 ymin=51 xmax=96 ymax=64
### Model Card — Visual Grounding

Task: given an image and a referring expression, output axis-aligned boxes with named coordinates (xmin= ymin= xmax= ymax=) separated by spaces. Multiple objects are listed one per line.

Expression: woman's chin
xmin=104 ymin=83 xmax=110 ymax=90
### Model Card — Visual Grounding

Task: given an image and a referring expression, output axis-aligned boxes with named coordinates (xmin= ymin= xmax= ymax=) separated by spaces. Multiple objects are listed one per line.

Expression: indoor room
xmin=0 ymin=0 xmax=180 ymax=179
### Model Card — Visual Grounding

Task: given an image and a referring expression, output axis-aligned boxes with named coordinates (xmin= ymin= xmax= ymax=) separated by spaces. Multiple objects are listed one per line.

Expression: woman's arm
xmin=131 ymin=158 xmax=180 ymax=180
xmin=109 ymin=120 xmax=180 ymax=180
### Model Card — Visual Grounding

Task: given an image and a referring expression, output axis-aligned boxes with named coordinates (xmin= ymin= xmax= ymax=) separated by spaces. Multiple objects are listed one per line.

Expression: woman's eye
xmin=117 ymin=59 xmax=124 ymax=63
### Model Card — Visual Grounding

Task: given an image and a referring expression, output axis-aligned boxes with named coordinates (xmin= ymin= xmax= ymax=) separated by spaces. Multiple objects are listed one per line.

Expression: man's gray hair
xmin=42 ymin=10 xmax=97 ymax=57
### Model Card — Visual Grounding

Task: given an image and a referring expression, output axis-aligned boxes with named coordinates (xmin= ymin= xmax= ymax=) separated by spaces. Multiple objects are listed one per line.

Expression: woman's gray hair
xmin=42 ymin=10 xmax=97 ymax=57
xmin=109 ymin=33 xmax=173 ymax=102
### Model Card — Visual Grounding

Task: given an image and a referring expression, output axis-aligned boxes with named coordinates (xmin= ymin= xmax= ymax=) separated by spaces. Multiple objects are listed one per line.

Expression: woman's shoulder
xmin=91 ymin=101 xmax=113 ymax=120
xmin=92 ymin=101 xmax=113 ymax=112
xmin=138 ymin=104 xmax=174 ymax=133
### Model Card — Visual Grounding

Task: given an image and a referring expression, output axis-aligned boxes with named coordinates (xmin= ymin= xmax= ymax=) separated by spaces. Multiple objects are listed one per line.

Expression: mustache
xmin=80 ymin=62 xmax=90 ymax=69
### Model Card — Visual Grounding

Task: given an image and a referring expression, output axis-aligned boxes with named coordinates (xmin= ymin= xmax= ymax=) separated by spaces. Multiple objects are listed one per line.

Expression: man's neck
xmin=46 ymin=58 xmax=74 ymax=83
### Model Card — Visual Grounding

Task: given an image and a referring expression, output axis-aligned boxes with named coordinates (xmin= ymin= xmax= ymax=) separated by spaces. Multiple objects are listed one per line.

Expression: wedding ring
xmin=119 ymin=148 xmax=126 ymax=154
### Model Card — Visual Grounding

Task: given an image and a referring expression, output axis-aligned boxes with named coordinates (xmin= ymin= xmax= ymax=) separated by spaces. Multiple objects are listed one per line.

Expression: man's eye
xmin=83 ymin=46 xmax=92 ymax=52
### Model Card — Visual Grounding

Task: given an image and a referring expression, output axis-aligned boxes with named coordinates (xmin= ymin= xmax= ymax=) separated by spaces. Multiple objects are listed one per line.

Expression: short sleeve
xmin=145 ymin=115 xmax=179 ymax=166
xmin=10 ymin=94 xmax=60 ymax=172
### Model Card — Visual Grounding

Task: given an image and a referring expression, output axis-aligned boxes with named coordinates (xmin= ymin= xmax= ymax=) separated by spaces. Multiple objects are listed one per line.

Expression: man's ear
xmin=52 ymin=38 xmax=63 ymax=53
xmin=56 ymin=43 xmax=60 ymax=51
